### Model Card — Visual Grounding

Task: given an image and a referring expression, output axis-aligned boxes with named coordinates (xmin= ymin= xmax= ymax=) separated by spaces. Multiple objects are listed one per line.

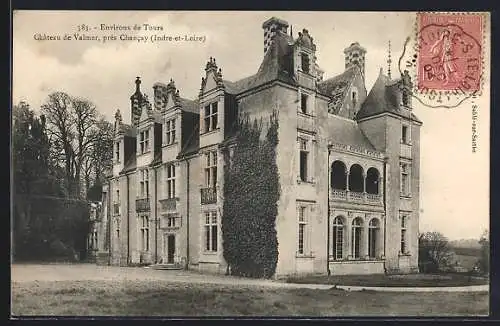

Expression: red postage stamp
xmin=416 ymin=13 xmax=483 ymax=93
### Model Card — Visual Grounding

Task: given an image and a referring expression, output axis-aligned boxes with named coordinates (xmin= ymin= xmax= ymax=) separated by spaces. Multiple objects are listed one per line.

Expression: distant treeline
xmin=450 ymin=246 xmax=482 ymax=257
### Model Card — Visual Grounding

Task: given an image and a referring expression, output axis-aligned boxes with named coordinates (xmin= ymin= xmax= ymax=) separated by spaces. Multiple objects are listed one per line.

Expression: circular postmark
xmin=398 ymin=13 xmax=484 ymax=108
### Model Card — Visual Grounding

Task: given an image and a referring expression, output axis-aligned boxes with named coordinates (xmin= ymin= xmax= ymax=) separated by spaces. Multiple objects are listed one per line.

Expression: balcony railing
xmin=330 ymin=189 xmax=382 ymax=205
xmin=201 ymin=187 xmax=217 ymax=205
xmin=400 ymin=142 xmax=412 ymax=159
xmin=113 ymin=203 xmax=120 ymax=215
xmin=159 ymin=198 xmax=178 ymax=212
xmin=136 ymin=197 xmax=150 ymax=212
xmin=297 ymin=113 xmax=316 ymax=133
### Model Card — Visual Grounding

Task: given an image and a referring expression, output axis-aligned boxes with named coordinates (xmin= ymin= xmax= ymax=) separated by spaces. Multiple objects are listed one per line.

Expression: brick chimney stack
xmin=262 ymin=17 xmax=289 ymax=54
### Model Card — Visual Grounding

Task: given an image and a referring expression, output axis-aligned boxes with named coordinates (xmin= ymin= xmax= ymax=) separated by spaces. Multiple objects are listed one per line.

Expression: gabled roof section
xmin=216 ymin=31 xmax=295 ymax=96
xmin=357 ymin=70 xmax=421 ymax=123
xmin=326 ymin=115 xmax=376 ymax=151
xmin=318 ymin=65 xmax=361 ymax=109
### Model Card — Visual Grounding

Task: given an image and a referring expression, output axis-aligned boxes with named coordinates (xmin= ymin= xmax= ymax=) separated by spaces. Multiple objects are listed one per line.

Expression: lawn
xmin=11 ymin=280 xmax=488 ymax=316
xmin=286 ymin=273 xmax=488 ymax=287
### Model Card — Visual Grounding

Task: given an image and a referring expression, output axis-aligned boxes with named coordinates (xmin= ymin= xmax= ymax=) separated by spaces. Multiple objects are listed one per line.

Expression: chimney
xmin=262 ymin=17 xmax=289 ymax=54
xmin=344 ymin=42 xmax=367 ymax=82
xmin=135 ymin=76 xmax=141 ymax=93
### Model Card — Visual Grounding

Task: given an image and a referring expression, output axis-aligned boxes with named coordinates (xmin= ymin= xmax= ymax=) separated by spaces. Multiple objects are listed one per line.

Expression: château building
xmin=94 ymin=17 xmax=422 ymax=276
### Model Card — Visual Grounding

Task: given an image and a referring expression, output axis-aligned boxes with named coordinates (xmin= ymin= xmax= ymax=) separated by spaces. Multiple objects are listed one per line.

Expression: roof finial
xmin=387 ymin=40 xmax=392 ymax=79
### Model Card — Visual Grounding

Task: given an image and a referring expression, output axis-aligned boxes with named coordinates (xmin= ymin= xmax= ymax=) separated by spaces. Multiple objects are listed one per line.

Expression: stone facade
xmin=95 ymin=17 xmax=422 ymax=277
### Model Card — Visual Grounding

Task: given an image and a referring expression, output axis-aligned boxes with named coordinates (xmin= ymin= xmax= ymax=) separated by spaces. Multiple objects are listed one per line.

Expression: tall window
xmin=400 ymin=215 xmax=408 ymax=254
xmin=351 ymin=89 xmax=358 ymax=108
xmin=204 ymin=151 xmax=217 ymax=188
xmin=301 ymin=53 xmax=310 ymax=73
xmin=204 ymin=211 xmax=218 ymax=252
xmin=400 ymin=163 xmax=410 ymax=196
xmin=332 ymin=216 xmax=344 ymax=260
xmin=366 ymin=167 xmax=380 ymax=195
xmin=165 ymin=118 xmax=176 ymax=145
xmin=166 ymin=164 xmax=176 ymax=198
xmin=402 ymin=125 xmax=409 ymax=144
xmin=368 ymin=219 xmax=380 ymax=259
xmin=204 ymin=102 xmax=218 ymax=133
xmin=298 ymin=206 xmax=307 ymax=254
xmin=115 ymin=141 xmax=120 ymax=162
xmin=351 ymin=218 xmax=363 ymax=259
xmin=300 ymin=94 xmax=308 ymax=114
xmin=140 ymin=215 xmax=149 ymax=251
xmin=139 ymin=169 xmax=149 ymax=198
xmin=139 ymin=129 xmax=150 ymax=154
xmin=167 ymin=216 xmax=176 ymax=228
xmin=299 ymin=139 xmax=308 ymax=182
xmin=115 ymin=183 xmax=120 ymax=215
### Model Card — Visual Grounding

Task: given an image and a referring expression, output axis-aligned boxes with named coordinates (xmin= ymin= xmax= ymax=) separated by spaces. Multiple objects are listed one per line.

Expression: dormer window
xmin=139 ymin=129 xmax=150 ymax=154
xmin=165 ymin=118 xmax=176 ymax=145
xmin=204 ymin=102 xmax=218 ymax=133
xmin=300 ymin=94 xmax=308 ymax=114
xmin=301 ymin=53 xmax=310 ymax=74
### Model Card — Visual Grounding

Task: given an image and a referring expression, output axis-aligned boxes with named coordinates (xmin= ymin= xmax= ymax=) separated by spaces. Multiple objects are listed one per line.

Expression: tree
xmin=41 ymin=92 xmax=110 ymax=198
xmin=477 ymin=229 xmax=489 ymax=275
xmin=418 ymin=231 xmax=454 ymax=273
xmin=12 ymin=101 xmax=64 ymax=260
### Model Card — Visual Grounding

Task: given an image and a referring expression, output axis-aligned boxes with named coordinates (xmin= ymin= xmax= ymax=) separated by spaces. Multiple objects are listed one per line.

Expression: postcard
xmin=11 ymin=11 xmax=490 ymax=317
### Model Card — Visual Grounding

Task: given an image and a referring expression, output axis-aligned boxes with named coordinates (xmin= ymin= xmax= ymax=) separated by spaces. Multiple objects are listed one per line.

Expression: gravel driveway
xmin=10 ymin=263 xmax=332 ymax=289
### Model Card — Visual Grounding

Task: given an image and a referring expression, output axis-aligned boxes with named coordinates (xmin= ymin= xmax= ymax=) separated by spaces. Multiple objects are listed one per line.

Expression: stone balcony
xmin=159 ymin=197 xmax=178 ymax=212
xmin=297 ymin=112 xmax=316 ymax=133
xmin=400 ymin=142 xmax=412 ymax=159
xmin=136 ymin=197 xmax=150 ymax=212
xmin=330 ymin=189 xmax=382 ymax=206
xmin=201 ymin=187 xmax=217 ymax=205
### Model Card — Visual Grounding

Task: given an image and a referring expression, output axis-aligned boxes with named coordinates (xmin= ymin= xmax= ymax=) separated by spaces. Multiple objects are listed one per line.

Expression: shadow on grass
xmin=286 ymin=273 xmax=489 ymax=287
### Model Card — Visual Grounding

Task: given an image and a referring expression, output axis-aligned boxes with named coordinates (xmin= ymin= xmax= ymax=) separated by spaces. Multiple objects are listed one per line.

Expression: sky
xmin=12 ymin=11 xmax=490 ymax=240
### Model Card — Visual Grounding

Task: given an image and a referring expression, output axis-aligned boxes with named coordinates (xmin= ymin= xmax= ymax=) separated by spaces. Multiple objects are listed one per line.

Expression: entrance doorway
xmin=166 ymin=234 xmax=175 ymax=264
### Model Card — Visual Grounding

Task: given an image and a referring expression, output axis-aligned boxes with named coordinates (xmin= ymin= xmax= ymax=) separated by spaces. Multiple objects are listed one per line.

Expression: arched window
xmin=366 ymin=167 xmax=380 ymax=195
xmin=368 ymin=219 xmax=380 ymax=259
xmin=349 ymin=164 xmax=364 ymax=192
xmin=331 ymin=161 xmax=347 ymax=190
xmin=332 ymin=216 xmax=344 ymax=260
xmin=351 ymin=217 xmax=363 ymax=259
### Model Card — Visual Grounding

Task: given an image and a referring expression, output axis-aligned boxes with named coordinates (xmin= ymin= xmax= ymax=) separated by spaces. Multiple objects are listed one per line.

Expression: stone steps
xmin=150 ymin=263 xmax=183 ymax=270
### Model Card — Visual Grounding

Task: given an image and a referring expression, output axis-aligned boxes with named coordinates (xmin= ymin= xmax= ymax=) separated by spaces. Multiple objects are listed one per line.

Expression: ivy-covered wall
xmin=221 ymin=110 xmax=280 ymax=278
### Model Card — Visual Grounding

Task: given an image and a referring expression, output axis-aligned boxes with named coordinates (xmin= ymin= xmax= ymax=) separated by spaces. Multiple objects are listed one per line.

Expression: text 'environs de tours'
xmin=32 ymin=23 xmax=206 ymax=43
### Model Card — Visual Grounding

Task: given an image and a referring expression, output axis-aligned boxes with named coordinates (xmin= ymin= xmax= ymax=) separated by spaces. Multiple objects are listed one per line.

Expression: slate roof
xmin=179 ymin=98 xmax=199 ymax=113
xmin=318 ymin=66 xmax=358 ymax=97
xmin=357 ymin=72 xmax=422 ymax=123
xmin=221 ymin=31 xmax=296 ymax=96
xmin=326 ymin=114 xmax=376 ymax=151
xmin=149 ymin=151 xmax=162 ymax=167
xmin=177 ymin=123 xmax=200 ymax=158
xmin=120 ymin=153 xmax=137 ymax=174
xmin=117 ymin=123 xmax=135 ymax=137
